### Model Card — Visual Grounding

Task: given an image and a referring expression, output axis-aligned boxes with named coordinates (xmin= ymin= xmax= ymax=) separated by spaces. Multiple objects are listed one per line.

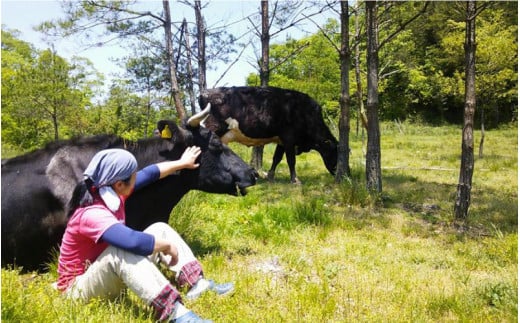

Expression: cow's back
xmin=1 ymin=135 xmax=122 ymax=271
xmin=201 ymin=86 xmax=333 ymax=145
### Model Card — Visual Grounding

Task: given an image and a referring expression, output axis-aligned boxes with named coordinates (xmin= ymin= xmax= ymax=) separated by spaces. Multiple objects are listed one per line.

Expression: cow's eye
xmin=209 ymin=136 xmax=223 ymax=153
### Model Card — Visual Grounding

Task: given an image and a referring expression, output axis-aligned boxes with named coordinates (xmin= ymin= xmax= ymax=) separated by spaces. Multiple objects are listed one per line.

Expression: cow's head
xmin=319 ymin=138 xmax=338 ymax=176
xmin=157 ymin=119 xmax=257 ymax=196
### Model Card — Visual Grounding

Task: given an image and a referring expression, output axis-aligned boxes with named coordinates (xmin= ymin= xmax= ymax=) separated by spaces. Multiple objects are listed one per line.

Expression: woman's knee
xmin=144 ymin=222 xmax=178 ymax=237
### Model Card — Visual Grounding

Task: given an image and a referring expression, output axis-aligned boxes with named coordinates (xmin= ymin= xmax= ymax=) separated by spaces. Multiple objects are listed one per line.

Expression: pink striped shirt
xmin=57 ymin=197 xmax=125 ymax=291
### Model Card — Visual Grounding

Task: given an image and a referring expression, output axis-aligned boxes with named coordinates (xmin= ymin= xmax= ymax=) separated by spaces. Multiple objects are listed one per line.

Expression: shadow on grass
xmin=184 ymin=238 xmax=222 ymax=258
xmin=173 ymin=166 xmax=517 ymax=256
xmin=383 ymin=172 xmax=517 ymax=235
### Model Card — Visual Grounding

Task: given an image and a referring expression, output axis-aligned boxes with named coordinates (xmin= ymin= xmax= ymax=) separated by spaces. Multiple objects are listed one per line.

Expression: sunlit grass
xmin=2 ymin=122 xmax=517 ymax=322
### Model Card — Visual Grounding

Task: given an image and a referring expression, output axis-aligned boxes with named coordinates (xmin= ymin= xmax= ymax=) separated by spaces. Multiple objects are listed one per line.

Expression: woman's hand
xmin=154 ymin=239 xmax=179 ymax=266
xmin=156 ymin=146 xmax=202 ymax=179
xmin=179 ymin=146 xmax=201 ymax=169
xmin=165 ymin=243 xmax=179 ymax=266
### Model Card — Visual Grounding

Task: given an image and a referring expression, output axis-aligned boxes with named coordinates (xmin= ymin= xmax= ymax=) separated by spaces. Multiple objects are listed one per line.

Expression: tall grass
xmin=2 ymin=123 xmax=517 ymax=322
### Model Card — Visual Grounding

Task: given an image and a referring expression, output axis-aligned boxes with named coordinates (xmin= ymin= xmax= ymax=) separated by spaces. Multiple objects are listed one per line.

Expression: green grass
xmin=2 ymin=122 xmax=517 ymax=322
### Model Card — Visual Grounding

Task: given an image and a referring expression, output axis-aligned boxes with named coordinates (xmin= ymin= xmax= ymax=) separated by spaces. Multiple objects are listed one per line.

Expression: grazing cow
xmin=193 ymin=86 xmax=338 ymax=184
xmin=1 ymin=120 xmax=257 ymax=272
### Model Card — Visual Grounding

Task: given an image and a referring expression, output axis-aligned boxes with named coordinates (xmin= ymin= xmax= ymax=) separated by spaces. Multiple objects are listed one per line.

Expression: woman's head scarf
xmin=83 ymin=149 xmax=138 ymax=212
xmin=84 ymin=148 xmax=138 ymax=187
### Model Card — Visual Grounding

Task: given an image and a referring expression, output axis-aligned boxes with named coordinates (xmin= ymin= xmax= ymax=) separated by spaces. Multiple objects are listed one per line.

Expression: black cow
xmin=1 ymin=120 xmax=257 ymax=272
xmin=193 ymin=86 xmax=338 ymax=184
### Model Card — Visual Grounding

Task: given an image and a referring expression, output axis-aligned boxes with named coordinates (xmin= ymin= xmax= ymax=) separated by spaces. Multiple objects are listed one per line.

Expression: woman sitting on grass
xmin=57 ymin=147 xmax=233 ymax=323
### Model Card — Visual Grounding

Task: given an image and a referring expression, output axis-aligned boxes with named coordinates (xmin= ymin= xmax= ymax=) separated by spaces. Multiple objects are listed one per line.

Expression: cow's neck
xmin=125 ymin=169 xmax=197 ymax=231
xmin=122 ymin=138 xmax=175 ymax=166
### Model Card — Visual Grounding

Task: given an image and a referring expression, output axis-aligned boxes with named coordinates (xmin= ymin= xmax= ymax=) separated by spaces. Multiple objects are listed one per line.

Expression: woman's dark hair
xmin=122 ymin=175 xmax=132 ymax=184
xmin=66 ymin=178 xmax=97 ymax=219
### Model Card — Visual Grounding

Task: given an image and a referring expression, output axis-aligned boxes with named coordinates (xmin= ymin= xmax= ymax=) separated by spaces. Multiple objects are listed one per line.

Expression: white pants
xmin=65 ymin=222 xmax=197 ymax=303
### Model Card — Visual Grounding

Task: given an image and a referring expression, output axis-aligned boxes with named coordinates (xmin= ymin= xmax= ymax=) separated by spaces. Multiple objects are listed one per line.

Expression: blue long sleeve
xmin=101 ymin=223 xmax=155 ymax=256
xmin=135 ymin=164 xmax=161 ymax=191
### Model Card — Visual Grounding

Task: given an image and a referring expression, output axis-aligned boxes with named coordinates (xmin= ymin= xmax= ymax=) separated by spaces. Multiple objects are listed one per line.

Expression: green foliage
xmin=1 ymin=29 xmax=99 ymax=150
xmin=267 ymin=23 xmax=344 ymax=112
xmin=478 ymin=281 xmax=518 ymax=309
xmin=259 ymin=3 xmax=517 ymax=127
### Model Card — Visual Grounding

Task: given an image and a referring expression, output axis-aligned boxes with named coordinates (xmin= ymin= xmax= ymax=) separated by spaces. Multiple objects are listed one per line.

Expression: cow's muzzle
xmin=236 ymin=169 xmax=258 ymax=196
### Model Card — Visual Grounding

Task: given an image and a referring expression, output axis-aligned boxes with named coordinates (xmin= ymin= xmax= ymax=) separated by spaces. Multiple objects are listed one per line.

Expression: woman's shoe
xmin=172 ymin=311 xmax=212 ymax=323
xmin=186 ymin=279 xmax=234 ymax=300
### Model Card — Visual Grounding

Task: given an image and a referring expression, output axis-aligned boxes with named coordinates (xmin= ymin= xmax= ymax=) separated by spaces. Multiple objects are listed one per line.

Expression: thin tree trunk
xmin=182 ymin=18 xmax=197 ymax=115
xmin=365 ymin=1 xmax=382 ymax=193
xmin=335 ymin=0 xmax=351 ymax=182
xmin=454 ymin=0 xmax=477 ymax=221
xmin=354 ymin=4 xmax=367 ymax=136
xmin=194 ymin=0 xmax=207 ymax=92
xmin=53 ymin=112 xmax=59 ymax=141
xmin=50 ymin=49 xmax=60 ymax=141
xmin=355 ymin=4 xmax=367 ymax=157
xmin=479 ymin=107 xmax=485 ymax=158
xmin=163 ymin=0 xmax=186 ymax=120
xmin=251 ymin=0 xmax=270 ymax=171
xmin=145 ymin=83 xmax=151 ymax=137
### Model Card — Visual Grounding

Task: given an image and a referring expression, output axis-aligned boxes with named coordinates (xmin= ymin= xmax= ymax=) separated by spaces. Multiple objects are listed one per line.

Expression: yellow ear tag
xmin=161 ymin=124 xmax=172 ymax=139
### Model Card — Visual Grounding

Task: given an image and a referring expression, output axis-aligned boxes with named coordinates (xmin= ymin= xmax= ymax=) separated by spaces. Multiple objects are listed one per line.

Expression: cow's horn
xmin=187 ymin=103 xmax=211 ymax=127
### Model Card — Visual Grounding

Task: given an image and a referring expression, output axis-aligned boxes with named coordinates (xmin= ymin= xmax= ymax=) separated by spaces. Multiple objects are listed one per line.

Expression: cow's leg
xmin=268 ymin=144 xmax=285 ymax=182
xmin=284 ymin=145 xmax=300 ymax=184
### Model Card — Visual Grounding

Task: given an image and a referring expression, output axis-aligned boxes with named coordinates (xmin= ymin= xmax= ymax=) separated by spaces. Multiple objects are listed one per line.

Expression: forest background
xmin=2 ymin=1 xmax=517 ymax=153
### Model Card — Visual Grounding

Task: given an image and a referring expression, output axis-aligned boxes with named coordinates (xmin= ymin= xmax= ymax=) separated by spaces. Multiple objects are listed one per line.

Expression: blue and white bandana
xmin=84 ymin=148 xmax=138 ymax=211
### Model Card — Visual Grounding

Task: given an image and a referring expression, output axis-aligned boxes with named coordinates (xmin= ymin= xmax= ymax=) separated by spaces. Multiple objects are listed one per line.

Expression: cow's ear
xmin=157 ymin=120 xmax=168 ymax=133
xmin=156 ymin=120 xmax=180 ymax=140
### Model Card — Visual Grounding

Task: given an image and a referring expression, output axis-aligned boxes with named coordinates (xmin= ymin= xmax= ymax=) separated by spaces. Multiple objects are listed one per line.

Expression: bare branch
xmin=378 ymin=2 xmax=430 ymax=50
xmin=211 ymin=43 xmax=249 ymax=88
xmin=271 ymin=3 xmax=331 ymax=38
xmin=380 ymin=69 xmax=401 ymax=79
xmin=270 ymin=41 xmax=311 ymax=73
xmin=247 ymin=16 xmax=262 ymax=37
xmin=469 ymin=2 xmax=491 ymax=21
xmin=84 ymin=1 xmax=165 ymax=23
xmin=303 ymin=12 xmax=339 ymax=53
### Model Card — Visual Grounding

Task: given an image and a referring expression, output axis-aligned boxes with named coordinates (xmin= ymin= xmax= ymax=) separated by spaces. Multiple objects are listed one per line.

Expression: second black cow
xmin=192 ymin=86 xmax=338 ymax=183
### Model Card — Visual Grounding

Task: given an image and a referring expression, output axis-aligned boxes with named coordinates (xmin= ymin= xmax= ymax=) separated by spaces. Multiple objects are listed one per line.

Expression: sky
xmin=1 ymin=0 xmax=335 ymax=89
xmin=1 ymin=0 xmax=259 ymax=87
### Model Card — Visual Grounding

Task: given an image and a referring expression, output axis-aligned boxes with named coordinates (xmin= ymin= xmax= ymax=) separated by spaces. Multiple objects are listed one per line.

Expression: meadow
xmin=2 ymin=122 xmax=517 ymax=322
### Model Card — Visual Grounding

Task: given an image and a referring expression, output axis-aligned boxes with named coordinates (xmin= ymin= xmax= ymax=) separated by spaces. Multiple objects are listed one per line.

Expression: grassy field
xmin=2 ymin=122 xmax=517 ymax=322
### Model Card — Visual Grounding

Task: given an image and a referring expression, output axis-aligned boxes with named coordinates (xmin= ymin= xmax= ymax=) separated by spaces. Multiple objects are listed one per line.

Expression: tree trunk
xmin=335 ymin=0 xmax=351 ymax=182
xmin=259 ymin=1 xmax=270 ymax=85
xmin=162 ymin=0 xmax=186 ymax=120
xmin=251 ymin=0 xmax=270 ymax=171
xmin=354 ymin=4 xmax=367 ymax=136
xmin=355 ymin=5 xmax=366 ymax=156
xmin=182 ymin=18 xmax=197 ymax=115
xmin=479 ymin=107 xmax=485 ymax=158
xmin=365 ymin=1 xmax=382 ymax=193
xmin=454 ymin=0 xmax=477 ymax=221
xmin=194 ymin=0 xmax=207 ymax=92
xmin=52 ymin=111 xmax=59 ymax=141
xmin=145 ymin=84 xmax=152 ymax=137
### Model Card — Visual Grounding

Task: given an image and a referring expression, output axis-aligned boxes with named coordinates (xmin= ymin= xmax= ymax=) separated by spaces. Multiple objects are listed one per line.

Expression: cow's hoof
xmin=267 ymin=170 xmax=275 ymax=182
xmin=291 ymin=178 xmax=302 ymax=185
xmin=257 ymin=170 xmax=268 ymax=179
